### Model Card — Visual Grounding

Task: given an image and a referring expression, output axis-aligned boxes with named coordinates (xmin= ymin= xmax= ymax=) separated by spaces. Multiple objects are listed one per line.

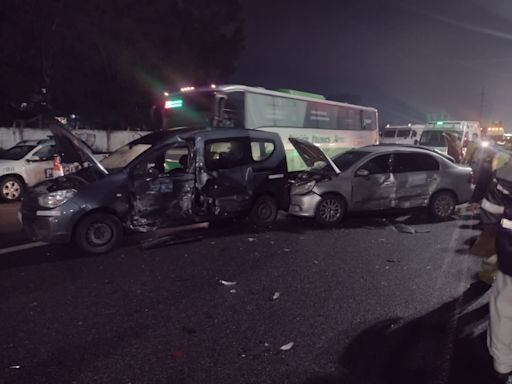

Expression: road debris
xmin=219 ymin=280 xmax=237 ymax=286
xmin=9 ymin=366 xmax=21 ymax=369
xmin=230 ymin=289 xmax=237 ymax=294
xmin=272 ymin=292 xmax=281 ymax=300
xmin=140 ymin=235 xmax=203 ymax=250
xmin=386 ymin=259 xmax=399 ymax=263
xmin=393 ymin=223 xmax=431 ymax=234
xmin=247 ymin=237 xmax=256 ymax=242
xmin=283 ymin=248 xmax=290 ymax=252
xmin=280 ymin=342 xmax=295 ymax=351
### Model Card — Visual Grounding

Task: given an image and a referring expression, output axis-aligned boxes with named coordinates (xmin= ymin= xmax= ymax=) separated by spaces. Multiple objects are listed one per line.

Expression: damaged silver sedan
xmin=288 ymin=139 xmax=473 ymax=226
xmin=21 ymin=121 xmax=289 ymax=253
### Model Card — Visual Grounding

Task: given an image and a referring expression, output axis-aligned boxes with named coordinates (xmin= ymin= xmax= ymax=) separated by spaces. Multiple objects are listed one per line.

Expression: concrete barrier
xmin=0 ymin=127 xmax=152 ymax=153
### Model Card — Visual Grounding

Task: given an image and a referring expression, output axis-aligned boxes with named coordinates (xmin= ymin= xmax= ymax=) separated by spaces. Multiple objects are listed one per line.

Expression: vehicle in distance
xmin=21 ymin=120 xmax=289 ymax=254
xmin=419 ymin=120 xmax=480 ymax=155
xmin=380 ymin=124 xmax=424 ymax=145
xmin=288 ymin=140 xmax=473 ymax=226
xmin=0 ymin=138 xmax=61 ymax=202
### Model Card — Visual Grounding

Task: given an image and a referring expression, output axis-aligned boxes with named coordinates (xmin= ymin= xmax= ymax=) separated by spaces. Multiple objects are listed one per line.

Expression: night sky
xmin=232 ymin=0 xmax=512 ymax=128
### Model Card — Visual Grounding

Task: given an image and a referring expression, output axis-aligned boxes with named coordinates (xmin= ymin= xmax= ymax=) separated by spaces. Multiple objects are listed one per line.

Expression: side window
xmin=337 ymin=107 xmax=361 ymax=130
xmin=396 ymin=129 xmax=411 ymax=139
xmin=223 ymin=92 xmax=245 ymax=128
xmin=205 ymin=140 xmax=248 ymax=170
xmin=133 ymin=146 xmax=190 ymax=177
xmin=251 ymin=140 xmax=275 ymax=162
xmin=164 ymin=147 xmax=190 ymax=173
xmin=393 ymin=153 xmax=440 ymax=173
xmin=359 ymin=154 xmax=391 ymax=175
xmin=362 ymin=110 xmax=377 ymax=130
xmin=33 ymin=145 xmax=57 ymax=161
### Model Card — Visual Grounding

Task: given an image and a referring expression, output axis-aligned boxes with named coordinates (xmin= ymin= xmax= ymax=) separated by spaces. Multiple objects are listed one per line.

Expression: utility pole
xmin=479 ymin=85 xmax=486 ymax=126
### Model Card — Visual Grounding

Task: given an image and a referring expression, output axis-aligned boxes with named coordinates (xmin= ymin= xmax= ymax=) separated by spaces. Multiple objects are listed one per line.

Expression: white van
xmin=419 ymin=121 xmax=480 ymax=155
xmin=380 ymin=124 xmax=425 ymax=145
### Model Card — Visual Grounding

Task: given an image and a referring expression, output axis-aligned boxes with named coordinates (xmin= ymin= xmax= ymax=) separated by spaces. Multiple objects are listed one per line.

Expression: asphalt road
xmin=0 ymin=204 xmax=496 ymax=384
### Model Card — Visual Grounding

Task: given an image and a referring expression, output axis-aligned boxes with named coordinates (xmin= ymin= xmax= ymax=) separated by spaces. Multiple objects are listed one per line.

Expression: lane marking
xmin=0 ymin=241 xmax=47 ymax=255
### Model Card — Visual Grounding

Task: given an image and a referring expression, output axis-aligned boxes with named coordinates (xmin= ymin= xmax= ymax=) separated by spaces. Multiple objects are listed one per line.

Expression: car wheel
xmin=74 ymin=212 xmax=123 ymax=254
xmin=315 ymin=194 xmax=346 ymax=226
xmin=429 ymin=191 xmax=456 ymax=220
xmin=0 ymin=176 xmax=24 ymax=202
xmin=249 ymin=195 xmax=278 ymax=226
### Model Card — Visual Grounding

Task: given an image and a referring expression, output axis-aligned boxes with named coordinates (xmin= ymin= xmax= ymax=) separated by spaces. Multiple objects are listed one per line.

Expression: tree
xmin=0 ymin=0 xmax=245 ymax=128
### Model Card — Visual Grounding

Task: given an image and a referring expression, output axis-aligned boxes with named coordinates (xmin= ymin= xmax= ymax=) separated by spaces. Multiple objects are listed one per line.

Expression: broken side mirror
xmin=356 ymin=169 xmax=370 ymax=177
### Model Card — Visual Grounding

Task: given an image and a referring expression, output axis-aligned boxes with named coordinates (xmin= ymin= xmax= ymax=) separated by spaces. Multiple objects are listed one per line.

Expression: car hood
xmin=288 ymin=138 xmax=340 ymax=174
xmin=30 ymin=167 xmax=101 ymax=194
xmin=47 ymin=118 xmax=108 ymax=176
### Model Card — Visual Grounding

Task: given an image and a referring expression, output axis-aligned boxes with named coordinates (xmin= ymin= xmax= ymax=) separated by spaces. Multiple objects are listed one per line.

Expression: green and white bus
xmin=159 ymin=84 xmax=379 ymax=171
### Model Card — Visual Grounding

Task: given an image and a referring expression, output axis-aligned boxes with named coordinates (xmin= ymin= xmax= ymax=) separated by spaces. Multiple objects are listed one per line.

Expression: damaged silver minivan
xmin=21 ymin=120 xmax=289 ymax=253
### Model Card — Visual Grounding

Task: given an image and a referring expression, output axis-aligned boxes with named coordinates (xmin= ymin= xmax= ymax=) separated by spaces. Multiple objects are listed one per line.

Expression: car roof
xmin=132 ymin=126 xmax=280 ymax=146
xmin=352 ymin=144 xmax=455 ymax=162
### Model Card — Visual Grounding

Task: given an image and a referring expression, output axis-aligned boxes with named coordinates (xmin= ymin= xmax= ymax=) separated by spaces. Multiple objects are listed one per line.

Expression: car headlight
xmin=292 ymin=180 xmax=316 ymax=195
xmin=38 ymin=189 xmax=77 ymax=208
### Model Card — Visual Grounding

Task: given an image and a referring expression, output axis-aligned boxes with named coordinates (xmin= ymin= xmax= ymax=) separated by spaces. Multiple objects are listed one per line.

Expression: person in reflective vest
xmin=487 ymin=153 xmax=512 ymax=382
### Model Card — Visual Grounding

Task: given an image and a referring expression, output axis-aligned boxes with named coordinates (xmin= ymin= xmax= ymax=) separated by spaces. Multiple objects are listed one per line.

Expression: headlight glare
xmin=38 ymin=189 xmax=76 ymax=208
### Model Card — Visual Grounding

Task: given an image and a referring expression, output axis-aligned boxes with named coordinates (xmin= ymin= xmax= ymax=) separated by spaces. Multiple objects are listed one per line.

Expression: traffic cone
xmin=53 ymin=155 xmax=64 ymax=177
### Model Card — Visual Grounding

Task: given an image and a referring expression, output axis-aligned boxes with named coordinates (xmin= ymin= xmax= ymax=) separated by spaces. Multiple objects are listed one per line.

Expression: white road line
xmin=0 ymin=241 xmax=47 ymax=255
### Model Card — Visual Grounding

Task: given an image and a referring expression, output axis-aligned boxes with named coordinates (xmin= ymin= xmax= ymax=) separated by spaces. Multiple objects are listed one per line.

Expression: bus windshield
xmin=163 ymin=93 xmax=216 ymax=129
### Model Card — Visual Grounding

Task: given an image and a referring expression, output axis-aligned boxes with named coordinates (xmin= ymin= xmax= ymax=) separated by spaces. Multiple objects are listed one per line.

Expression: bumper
xmin=288 ymin=192 xmax=322 ymax=217
xmin=21 ymin=204 xmax=79 ymax=244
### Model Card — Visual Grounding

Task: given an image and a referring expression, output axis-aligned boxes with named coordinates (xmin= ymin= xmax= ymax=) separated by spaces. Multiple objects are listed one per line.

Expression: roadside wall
xmin=0 ymin=127 xmax=152 ymax=153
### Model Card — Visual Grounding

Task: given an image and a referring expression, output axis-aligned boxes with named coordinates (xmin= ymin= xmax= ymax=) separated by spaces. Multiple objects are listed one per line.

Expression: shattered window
xmin=251 ymin=140 xmax=275 ymax=162
xmin=205 ymin=140 xmax=248 ymax=170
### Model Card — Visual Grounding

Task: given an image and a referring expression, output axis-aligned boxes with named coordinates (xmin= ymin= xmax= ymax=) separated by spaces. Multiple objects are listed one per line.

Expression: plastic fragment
xmin=283 ymin=248 xmax=290 ymax=252
xmin=9 ymin=366 xmax=21 ymax=369
xmin=248 ymin=238 xmax=256 ymax=242
xmin=230 ymin=289 xmax=237 ymax=293
xmin=272 ymin=292 xmax=280 ymax=300
xmin=280 ymin=342 xmax=294 ymax=351
xmin=219 ymin=280 xmax=237 ymax=286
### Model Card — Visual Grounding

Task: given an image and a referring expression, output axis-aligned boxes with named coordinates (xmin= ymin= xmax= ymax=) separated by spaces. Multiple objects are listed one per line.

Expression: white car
xmin=0 ymin=139 xmax=60 ymax=201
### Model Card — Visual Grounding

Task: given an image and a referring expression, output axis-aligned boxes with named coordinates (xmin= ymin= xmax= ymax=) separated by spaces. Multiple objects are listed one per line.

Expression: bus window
xmin=246 ymin=93 xmax=275 ymax=129
xmin=223 ymin=92 xmax=245 ymax=128
xmin=306 ymin=102 xmax=337 ymax=129
xmin=273 ymin=97 xmax=307 ymax=128
xmin=362 ymin=110 xmax=377 ymax=130
xmin=337 ymin=107 xmax=361 ymax=130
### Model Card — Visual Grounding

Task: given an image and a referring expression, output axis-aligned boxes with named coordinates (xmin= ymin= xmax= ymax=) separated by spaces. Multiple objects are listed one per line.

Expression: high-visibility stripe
xmin=497 ymin=184 xmax=511 ymax=195
xmin=481 ymin=198 xmax=505 ymax=215
xmin=501 ymin=218 xmax=512 ymax=230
